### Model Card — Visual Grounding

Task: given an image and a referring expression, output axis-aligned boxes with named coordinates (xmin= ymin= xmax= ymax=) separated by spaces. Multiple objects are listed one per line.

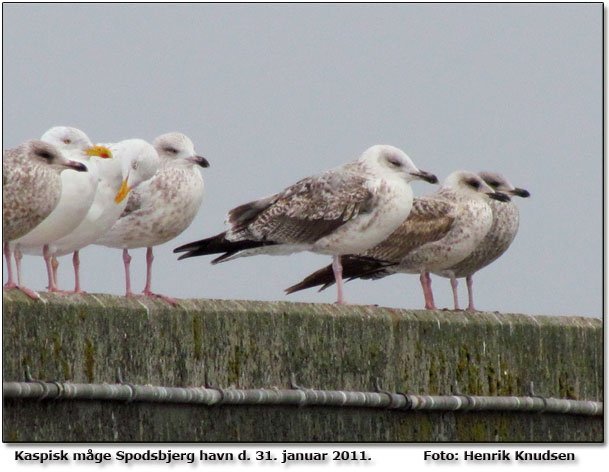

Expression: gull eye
xmin=63 ymin=138 xmax=72 ymax=144
xmin=132 ymin=161 xmax=138 ymax=170
xmin=35 ymin=150 xmax=54 ymax=160
xmin=164 ymin=146 xmax=178 ymax=154
xmin=467 ymin=178 xmax=481 ymax=189
xmin=387 ymin=157 xmax=402 ymax=167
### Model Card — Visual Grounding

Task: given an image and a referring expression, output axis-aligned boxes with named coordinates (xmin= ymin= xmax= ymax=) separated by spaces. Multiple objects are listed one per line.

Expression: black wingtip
xmin=175 ymin=231 xmax=280 ymax=264
xmin=285 ymin=264 xmax=336 ymax=294
xmin=176 ymin=251 xmax=197 ymax=261
xmin=173 ymin=231 xmax=229 ymax=258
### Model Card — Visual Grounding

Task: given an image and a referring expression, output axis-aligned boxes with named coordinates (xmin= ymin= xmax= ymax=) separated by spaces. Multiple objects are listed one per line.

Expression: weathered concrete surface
xmin=2 ymin=291 xmax=603 ymax=442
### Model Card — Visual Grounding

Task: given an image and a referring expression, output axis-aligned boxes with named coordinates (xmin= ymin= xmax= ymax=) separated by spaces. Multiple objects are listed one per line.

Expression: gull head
xmin=41 ymin=126 xmax=93 ymax=152
xmin=113 ymin=139 xmax=160 ymax=203
xmin=153 ymin=132 xmax=209 ymax=169
xmin=443 ymin=170 xmax=511 ymax=202
xmin=26 ymin=140 xmax=87 ymax=172
xmin=359 ymin=144 xmax=437 ymax=184
xmin=479 ymin=171 xmax=530 ymax=198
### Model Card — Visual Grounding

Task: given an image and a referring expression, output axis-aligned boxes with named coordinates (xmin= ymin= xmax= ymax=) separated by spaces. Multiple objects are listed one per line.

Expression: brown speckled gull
xmin=95 ymin=132 xmax=209 ymax=305
xmin=175 ymin=144 xmax=438 ymax=305
xmin=13 ymin=127 xmax=107 ymax=293
xmin=2 ymin=140 xmax=87 ymax=298
xmin=285 ymin=171 xmax=511 ymax=309
xmin=433 ymin=171 xmax=530 ymax=311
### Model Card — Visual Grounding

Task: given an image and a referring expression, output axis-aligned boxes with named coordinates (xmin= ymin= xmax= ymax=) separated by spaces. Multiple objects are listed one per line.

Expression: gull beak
xmin=410 ymin=170 xmax=438 ymax=184
xmin=85 ymin=145 xmax=113 ymax=159
xmin=489 ymin=192 xmax=511 ymax=202
xmin=187 ymin=155 xmax=210 ymax=168
xmin=511 ymin=187 xmax=530 ymax=198
xmin=64 ymin=160 xmax=88 ymax=172
xmin=114 ymin=177 xmax=132 ymax=203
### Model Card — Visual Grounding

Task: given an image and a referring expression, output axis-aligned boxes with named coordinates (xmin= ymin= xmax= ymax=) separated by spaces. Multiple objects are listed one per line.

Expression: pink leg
xmin=466 ymin=275 xmax=477 ymax=311
xmin=142 ymin=247 xmax=177 ymax=305
xmin=15 ymin=248 xmax=24 ymax=286
xmin=419 ymin=271 xmax=436 ymax=310
xmin=450 ymin=276 xmax=461 ymax=311
xmin=143 ymin=246 xmax=154 ymax=294
xmin=72 ymin=251 xmax=86 ymax=294
xmin=426 ymin=273 xmax=437 ymax=309
xmin=332 ymin=255 xmax=348 ymax=305
xmin=43 ymin=245 xmax=56 ymax=291
xmin=123 ymin=248 xmax=135 ymax=297
xmin=50 ymin=256 xmax=60 ymax=291
xmin=3 ymin=242 xmax=16 ymax=288
xmin=52 ymin=256 xmax=58 ymax=286
xmin=12 ymin=247 xmax=40 ymax=300
xmin=48 ymin=255 xmax=77 ymax=294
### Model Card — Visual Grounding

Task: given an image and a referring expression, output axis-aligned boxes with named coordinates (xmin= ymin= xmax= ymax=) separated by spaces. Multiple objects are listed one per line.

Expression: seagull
xmin=174 ymin=144 xmax=437 ymax=304
xmin=49 ymin=138 xmax=160 ymax=293
xmin=433 ymin=171 xmax=530 ymax=311
xmin=13 ymin=127 xmax=110 ymax=292
xmin=95 ymin=132 xmax=209 ymax=305
xmin=2 ymin=140 xmax=87 ymax=298
xmin=285 ymin=171 xmax=510 ymax=309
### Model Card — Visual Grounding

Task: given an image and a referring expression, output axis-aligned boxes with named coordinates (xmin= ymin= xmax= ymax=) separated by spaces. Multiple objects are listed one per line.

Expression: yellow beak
xmin=85 ymin=145 xmax=113 ymax=159
xmin=114 ymin=178 xmax=132 ymax=203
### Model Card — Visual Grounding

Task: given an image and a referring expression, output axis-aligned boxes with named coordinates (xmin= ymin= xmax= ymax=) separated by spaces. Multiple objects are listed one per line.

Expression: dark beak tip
xmin=72 ymin=162 xmax=88 ymax=172
xmin=490 ymin=192 xmax=511 ymax=202
xmin=415 ymin=171 xmax=438 ymax=184
xmin=196 ymin=156 xmax=210 ymax=168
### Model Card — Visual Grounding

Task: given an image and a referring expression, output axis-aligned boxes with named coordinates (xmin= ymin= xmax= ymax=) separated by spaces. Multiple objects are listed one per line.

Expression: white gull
xmin=49 ymin=139 xmax=160 ymax=293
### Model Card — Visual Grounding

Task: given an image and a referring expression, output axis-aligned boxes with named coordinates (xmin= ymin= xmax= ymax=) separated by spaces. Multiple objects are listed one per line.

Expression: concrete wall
xmin=2 ymin=291 xmax=603 ymax=442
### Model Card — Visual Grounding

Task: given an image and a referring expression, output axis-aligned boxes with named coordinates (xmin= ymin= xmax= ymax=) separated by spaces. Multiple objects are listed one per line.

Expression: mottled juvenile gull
xmin=14 ymin=127 xmax=110 ymax=292
xmin=49 ymin=139 xmax=160 ymax=293
xmin=174 ymin=144 xmax=437 ymax=304
xmin=2 ymin=140 xmax=87 ymax=298
xmin=285 ymin=171 xmax=510 ymax=309
xmin=433 ymin=171 xmax=529 ymax=311
xmin=95 ymin=132 xmax=209 ymax=304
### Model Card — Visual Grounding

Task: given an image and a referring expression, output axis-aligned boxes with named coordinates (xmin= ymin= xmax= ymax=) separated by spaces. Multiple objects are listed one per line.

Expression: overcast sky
xmin=2 ymin=3 xmax=601 ymax=318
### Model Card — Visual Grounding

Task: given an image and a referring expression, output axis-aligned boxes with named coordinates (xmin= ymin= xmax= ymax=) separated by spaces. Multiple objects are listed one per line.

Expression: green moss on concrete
xmin=2 ymin=291 xmax=603 ymax=442
xmin=84 ymin=338 xmax=95 ymax=383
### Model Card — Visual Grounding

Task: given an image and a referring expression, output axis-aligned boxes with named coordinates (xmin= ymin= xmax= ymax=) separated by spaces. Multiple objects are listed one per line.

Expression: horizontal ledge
xmin=3 ymin=381 xmax=602 ymax=416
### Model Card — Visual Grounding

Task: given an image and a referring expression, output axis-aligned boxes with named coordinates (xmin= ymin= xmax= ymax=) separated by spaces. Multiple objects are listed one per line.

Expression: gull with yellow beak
xmin=49 ymin=138 xmax=160 ymax=293
xmin=12 ymin=127 xmax=111 ymax=292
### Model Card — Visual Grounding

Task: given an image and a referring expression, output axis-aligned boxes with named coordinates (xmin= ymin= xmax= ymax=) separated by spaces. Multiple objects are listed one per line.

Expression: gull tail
xmin=174 ymin=232 xmax=277 ymax=264
xmin=285 ymin=255 xmax=397 ymax=294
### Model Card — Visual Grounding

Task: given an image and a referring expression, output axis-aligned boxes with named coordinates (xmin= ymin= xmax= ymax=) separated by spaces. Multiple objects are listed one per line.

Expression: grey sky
xmin=2 ymin=3 xmax=602 ymax=317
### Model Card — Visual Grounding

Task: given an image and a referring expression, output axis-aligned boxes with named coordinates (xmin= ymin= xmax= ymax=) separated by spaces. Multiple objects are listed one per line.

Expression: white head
xmin=112 ymin=139 xmax=160 ymax=203
xmin=443 ymin=171 xmax=511 ymax=202
xmin=41 ymin=126 xmax=93 ymax=152
xmin=479 ymin=171 xmax=530 ymax=198
xmin=24 ymin=140 xmax=88 ymax=173
xmin=152 ymin=132 xmax=210 ymax=169
xmin=358 ymin=145 xmax=437 ymax=184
